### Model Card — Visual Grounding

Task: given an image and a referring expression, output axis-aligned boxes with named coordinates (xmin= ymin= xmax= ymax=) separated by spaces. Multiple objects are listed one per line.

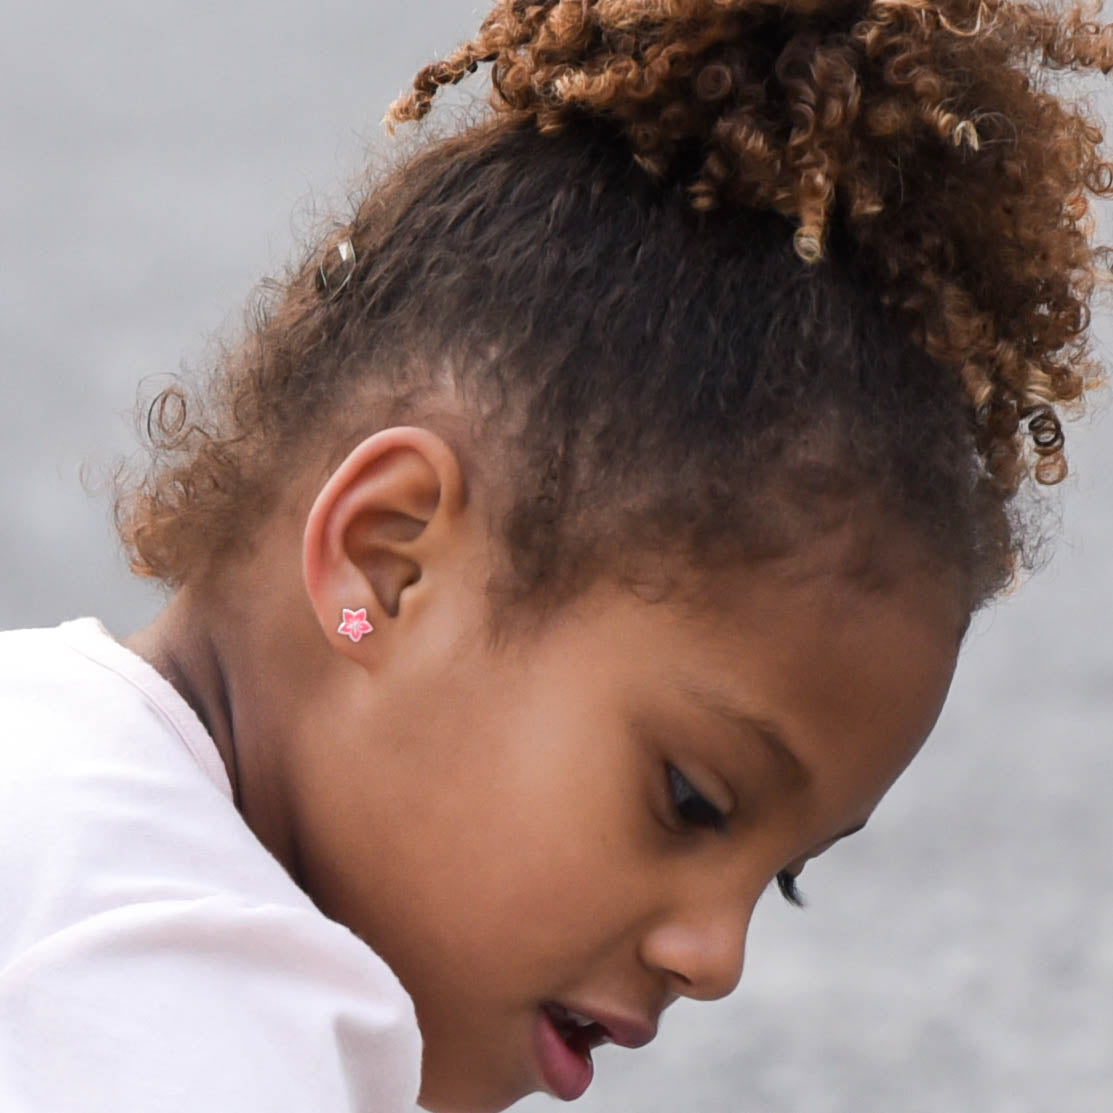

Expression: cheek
xmin=436 ymin=758 xmax=638 ymax=956
xmin=314 ymin=634 xmax=660 ymax=1008
xmin=391 ymin=707 xmax=651 ymax=981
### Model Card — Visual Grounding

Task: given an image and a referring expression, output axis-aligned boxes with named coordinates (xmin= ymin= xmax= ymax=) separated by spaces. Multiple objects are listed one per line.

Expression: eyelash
xmin=666 ymin=763 xmax=727 ymax=833
xmin=775 ymin=870 xmax=806 ymax=909
xmin=665 ymin=764 xmax=806 ymax=909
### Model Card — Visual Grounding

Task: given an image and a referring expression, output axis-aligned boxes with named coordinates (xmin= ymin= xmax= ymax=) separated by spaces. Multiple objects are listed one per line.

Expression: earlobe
xmin=301 ymin=426 xmax=466 ymax=655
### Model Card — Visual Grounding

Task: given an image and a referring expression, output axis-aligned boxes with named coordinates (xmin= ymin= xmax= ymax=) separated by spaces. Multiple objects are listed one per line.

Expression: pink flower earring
xmin=337 ymin=607 xmax=374 ymax=643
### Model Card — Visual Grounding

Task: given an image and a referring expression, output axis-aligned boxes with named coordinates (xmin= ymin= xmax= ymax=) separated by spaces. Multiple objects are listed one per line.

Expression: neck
xmin=124 ymin=586 xmax=302 ymax=884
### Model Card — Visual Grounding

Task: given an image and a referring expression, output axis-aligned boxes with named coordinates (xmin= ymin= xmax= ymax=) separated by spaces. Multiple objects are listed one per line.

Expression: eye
xmin=666 ymin=763 xmax=727 ymax=833
xmin=775 ymin=870 xmax=806 ymax=908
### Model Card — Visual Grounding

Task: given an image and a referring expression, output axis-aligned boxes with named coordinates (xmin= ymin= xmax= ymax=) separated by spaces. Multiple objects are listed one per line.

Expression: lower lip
xmin=534 ymin=1008 xmax=595 ymax=1101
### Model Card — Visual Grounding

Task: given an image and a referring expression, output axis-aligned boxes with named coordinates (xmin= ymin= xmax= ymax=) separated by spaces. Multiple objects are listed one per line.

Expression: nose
xmin=637 ymin=900 xmax=751 ymax=1002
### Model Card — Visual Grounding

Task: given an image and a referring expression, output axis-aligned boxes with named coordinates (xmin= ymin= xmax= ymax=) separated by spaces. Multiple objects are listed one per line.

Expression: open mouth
xmin=544 ymin=1002 xmax=612 ymax=1056
xmin=535 ymin=1002 xmax=610 ymax=1101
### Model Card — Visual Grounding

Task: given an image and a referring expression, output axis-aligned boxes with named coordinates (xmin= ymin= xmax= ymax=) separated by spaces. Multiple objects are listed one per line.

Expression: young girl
xmin=2 ymin=1 xmax=1110 ymax=1111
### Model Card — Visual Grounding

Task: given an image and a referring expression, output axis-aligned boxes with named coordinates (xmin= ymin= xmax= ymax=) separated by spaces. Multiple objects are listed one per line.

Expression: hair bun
xmin=388 ymin=0 xmax=899 ymax=257
xmin=388 ymin=0 xmax=1113 ymax=493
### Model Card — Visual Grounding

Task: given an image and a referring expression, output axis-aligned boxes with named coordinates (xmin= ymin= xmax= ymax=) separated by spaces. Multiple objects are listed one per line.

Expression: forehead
xmin=699 ymin=565 xmax=957 ymax=799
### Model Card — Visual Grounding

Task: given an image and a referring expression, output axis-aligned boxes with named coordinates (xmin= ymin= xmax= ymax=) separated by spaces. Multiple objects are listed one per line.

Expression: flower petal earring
xmin=337 ymin=607 xmax=375 ymax=643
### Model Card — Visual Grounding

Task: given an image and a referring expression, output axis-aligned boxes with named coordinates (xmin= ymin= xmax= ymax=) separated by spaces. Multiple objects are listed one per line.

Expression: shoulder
xmin=0 ymin=893 xmax=422 ymax=1112
xmin=0 ymin=618 xmax=228 ymax=791
xmin=0 ymin=623 xmax=423 ymax=1109
xmin=0 ymin=619 xmax=307 ymax=952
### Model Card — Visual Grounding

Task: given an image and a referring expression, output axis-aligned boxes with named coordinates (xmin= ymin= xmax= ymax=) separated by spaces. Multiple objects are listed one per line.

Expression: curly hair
xmin=116 ymin=0 xmax=1113 ymax=619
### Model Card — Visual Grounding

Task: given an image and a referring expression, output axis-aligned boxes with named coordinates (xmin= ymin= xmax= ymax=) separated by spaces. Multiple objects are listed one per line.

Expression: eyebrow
xmin=676 ymin=680 xmax=810 ymax=789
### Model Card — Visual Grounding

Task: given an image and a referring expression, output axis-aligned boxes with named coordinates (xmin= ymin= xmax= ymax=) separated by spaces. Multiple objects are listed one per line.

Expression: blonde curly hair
xmin=118 ymin=0 xmax=1113 ymax=615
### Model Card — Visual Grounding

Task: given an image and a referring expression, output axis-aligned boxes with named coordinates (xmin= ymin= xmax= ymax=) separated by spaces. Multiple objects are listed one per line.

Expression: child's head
xmin=114 ymin=0 xmax=1109 ymax=1109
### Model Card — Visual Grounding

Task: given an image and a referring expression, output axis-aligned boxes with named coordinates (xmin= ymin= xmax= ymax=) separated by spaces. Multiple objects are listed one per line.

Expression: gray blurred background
xmin=1 ymin=2 xmax=1110 ymax=1111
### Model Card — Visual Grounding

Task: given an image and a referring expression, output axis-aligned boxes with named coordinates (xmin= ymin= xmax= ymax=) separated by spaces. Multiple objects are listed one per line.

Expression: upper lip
xmin=552 ymin=1001 xmax=658 ymax=1050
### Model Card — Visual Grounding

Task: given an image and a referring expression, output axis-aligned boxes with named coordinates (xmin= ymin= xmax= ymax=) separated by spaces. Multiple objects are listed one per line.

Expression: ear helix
xmin=337 ymin=607 xmax=374 ymax=643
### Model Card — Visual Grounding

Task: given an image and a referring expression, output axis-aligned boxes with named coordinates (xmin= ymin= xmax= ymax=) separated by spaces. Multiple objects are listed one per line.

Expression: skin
xmin=126 ymin=425 xmax=965 ymax=1113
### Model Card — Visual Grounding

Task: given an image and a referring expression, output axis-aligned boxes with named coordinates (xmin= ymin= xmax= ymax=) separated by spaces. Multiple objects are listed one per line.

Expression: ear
xmin=302 ymin=426 xmax=467 ymax=660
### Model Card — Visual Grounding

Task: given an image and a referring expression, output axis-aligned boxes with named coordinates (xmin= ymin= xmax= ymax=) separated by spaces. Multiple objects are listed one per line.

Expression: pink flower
xmin=337 ymin=607 xmax=374 ymax=643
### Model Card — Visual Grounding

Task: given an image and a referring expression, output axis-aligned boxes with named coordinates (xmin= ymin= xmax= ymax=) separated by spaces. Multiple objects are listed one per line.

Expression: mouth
xmin=534 ymin=1001 xmax=656 ymax=1101
xmin=535 ymin=1002 xmax=605 ymax=1101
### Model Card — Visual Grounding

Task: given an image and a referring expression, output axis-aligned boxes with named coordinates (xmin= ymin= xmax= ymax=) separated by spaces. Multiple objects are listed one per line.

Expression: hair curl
xmin=117 ymin=0 xmax=1113 ymax=619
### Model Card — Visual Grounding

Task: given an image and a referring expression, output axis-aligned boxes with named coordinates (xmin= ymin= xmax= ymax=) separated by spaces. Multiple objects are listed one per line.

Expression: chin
xmin=417 ymin=1073 xmax=529 ymax=1113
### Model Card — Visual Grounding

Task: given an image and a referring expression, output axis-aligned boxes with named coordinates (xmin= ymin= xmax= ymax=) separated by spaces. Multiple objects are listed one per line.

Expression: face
xmin=284 ymin=536 xmax=962 ymax=1113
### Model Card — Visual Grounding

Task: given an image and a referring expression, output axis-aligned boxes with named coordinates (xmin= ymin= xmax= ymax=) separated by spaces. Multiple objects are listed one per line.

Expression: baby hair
xmin=116 ymin=0 xmax=1113 ymax=621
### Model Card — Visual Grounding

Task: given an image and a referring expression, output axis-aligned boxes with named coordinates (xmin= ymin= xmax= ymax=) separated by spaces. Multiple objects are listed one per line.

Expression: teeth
xmin=550 ymin=1004 xmax=596 ymax=1029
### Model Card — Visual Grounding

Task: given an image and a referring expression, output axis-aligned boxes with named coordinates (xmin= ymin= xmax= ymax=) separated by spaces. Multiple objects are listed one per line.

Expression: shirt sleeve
xmin=0 ymin=894 xmax=422 ymax=1113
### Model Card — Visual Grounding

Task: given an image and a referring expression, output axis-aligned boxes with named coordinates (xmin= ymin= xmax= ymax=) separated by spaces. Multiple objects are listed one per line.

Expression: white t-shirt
xmin=0 ymin=618 xmax=422 ymax=1112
